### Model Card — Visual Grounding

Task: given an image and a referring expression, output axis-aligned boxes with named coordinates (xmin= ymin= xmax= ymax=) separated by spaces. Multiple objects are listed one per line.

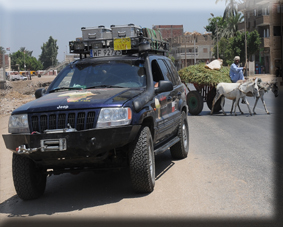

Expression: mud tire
xmin=129 ymin=126 xmax=155 ymax=193
xmin=12 ymin=153 xmax=46 ymax=200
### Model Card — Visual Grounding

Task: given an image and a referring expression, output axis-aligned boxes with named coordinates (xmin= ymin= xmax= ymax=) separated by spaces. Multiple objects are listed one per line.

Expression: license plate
xmin=90 ymin=49 xmax=122 ymax=58
xmin=114 ymin=38 xmax=131 ymax=50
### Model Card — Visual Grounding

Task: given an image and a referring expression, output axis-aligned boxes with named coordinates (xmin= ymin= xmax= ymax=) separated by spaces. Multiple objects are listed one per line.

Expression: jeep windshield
xmin=48 ymin=59 xmax=147 ymax=92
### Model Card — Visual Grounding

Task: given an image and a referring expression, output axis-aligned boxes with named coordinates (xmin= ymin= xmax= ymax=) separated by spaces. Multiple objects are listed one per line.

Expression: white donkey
xmin=210 ymin=78 xmax=259 ymax=116
xmin=233 ymin=80 xmax=278 ymax=115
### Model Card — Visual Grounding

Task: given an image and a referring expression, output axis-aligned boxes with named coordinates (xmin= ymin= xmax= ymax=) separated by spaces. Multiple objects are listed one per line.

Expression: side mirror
xmin=35 ymin=88 xmax=46 ymax=99
xmin=155 ymin=80 xmax=173 ymax=94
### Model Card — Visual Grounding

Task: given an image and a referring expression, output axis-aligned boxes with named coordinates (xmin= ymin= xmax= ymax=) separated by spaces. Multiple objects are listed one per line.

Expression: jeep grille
xmin=30 ymin=111 xmax=96 ymax=133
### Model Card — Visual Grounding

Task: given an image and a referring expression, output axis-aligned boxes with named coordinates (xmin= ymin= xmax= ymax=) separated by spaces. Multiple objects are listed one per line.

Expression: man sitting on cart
xmin=229 ymin=56 xmax=246 ymax=83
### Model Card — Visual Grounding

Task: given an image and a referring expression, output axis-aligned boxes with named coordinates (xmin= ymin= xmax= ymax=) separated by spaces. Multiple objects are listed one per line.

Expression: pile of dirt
xmin=0 ymin=76 xmax=55 ymax=116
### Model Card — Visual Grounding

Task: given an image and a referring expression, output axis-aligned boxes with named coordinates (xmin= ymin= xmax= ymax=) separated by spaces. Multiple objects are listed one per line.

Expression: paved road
xmin=0 ymin=87 xmax=279 ymax=226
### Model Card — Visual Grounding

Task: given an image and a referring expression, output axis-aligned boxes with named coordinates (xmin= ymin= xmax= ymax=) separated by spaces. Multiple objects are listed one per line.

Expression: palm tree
xmin=216 ymin=0 xmax=241 ymax=19
xmin=218 ymin=11 xmax=244 ymax=38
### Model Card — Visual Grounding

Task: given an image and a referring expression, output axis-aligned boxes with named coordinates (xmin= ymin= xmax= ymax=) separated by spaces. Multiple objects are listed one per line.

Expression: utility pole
xmin=184 ymin=34 xmax=187 ymax=67
xmin=210 ymin=13 xmax=219 ymax=59
xmin=194 ymin=34 xmax=196 ymax=64
xmin=2 ymin=52 xmax=5 ymax=80
xmin=24 ymin=50 xmax=26 ymax=72
xmin=244 ymin=0 xmax=248 ymax=77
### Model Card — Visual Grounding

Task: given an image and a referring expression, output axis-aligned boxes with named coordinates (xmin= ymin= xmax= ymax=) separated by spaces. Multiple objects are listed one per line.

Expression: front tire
xmin=129 ymin=126 xmax=155 ymax=193
xmin=187 ymin=91 xmax=203 ymax=115
xmin=170 ymin=112 xmax=189 ymax=159
xmin=12 ymin=153 xmax=47 ymax=200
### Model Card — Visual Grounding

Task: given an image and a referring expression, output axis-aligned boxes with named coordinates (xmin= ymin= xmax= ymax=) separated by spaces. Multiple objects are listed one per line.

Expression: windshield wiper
xmin=85 ymin=85 xmax=124 ymax=89
xmin=49 ymin=87 xmax=83 ymax=93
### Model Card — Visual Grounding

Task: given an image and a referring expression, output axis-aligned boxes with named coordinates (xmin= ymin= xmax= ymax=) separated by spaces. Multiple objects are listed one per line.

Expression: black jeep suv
xmin=3 ymin=28 xmax=189 ymax=200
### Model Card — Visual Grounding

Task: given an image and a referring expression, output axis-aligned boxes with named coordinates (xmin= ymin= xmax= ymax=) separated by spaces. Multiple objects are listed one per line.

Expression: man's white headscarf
xmin=234 ymin=56 xmax=240 ymax=61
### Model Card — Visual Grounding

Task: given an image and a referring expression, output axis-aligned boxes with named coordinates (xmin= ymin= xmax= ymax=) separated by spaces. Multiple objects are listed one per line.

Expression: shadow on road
xmin=0 ymin=151 xmax=175 ymax=217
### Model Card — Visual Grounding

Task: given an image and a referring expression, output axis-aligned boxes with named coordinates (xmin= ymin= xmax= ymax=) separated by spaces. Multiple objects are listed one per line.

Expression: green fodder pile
xmin=178 ymin=63 xmax=231 ymax=86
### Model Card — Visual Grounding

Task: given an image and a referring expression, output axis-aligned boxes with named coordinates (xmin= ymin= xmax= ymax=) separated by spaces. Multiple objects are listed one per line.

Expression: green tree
xmin=229 ymin=30 xmax=261 ymax=64
xmin=0 ymin=46 xmax=6 ymax=55
xmin=213 ymin=30 xmax=261 ymax=66
xmin=10 ymin=48 xmax=43 ymax=71
xmin=213 ymin=37 xmax=233 ymax=65
xmin=39 ymin=36 xmax=59 ymax=69
xmin=169 ymin=55 xmax=175 ymax=64
xmin=216 ymin=0 xmax=241 ymax=18
xmin=218 ymin=11 xmax=244 ymax=38
xmin=205 ymin=16 xmax=226 ymax=39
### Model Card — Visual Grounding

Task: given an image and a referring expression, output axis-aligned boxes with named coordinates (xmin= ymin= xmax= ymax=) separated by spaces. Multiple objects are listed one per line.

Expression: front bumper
xmin=2 ymin=125 xmax=140 ymax=166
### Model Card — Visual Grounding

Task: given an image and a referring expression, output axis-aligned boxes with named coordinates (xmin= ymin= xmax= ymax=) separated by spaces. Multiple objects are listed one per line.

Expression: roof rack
xmin=69 ymin=24 xmax=169 ymax=59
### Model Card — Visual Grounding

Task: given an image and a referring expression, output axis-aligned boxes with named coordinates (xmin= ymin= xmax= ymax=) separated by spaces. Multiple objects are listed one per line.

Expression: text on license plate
xmin=114 ymin=38 xmax=131 ymax=50
xmin=90 ymin=49 xmax=122 ymax=58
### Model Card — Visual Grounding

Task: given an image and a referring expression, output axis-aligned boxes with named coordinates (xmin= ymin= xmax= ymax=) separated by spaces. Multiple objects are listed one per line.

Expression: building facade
xmin=238 ymin=0 xmax=283 ymax=74
xmin=153 ymin=25 xmax=214 ymax=70
xmin=152 ymin=25 xmax=184 ymax=39
xmin=170 ymin=32 xmax=214 ymax=70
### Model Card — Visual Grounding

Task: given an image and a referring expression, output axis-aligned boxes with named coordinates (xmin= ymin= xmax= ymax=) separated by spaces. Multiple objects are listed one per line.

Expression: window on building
xmin=274 ymin=26 xmax=281 ymax=36
xmin=263 ymin=6 xmax=269 ymax=15
xmin=258 ymin=8 xmax=262 ymax=16
xmin=267 ymin=28 xmax=269 ymax=37
xmin=247 ymin=12 xmax=250 ymax=18
xmin=203 ymin=48 xmax=208 ymax=53
xmin=254 ymin=9 xmax=257 ymax=16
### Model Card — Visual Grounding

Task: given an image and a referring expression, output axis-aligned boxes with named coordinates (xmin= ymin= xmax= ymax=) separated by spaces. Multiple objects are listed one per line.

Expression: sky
xmin=0 ymin=0 xmax=227 ymax=62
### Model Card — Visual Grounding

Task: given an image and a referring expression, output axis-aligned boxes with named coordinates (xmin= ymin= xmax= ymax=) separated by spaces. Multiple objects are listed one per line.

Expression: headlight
xmin=97 ymin=107 xmax=132 ymax=128
xmin=8 ymin=114 xmax=30 ymax=133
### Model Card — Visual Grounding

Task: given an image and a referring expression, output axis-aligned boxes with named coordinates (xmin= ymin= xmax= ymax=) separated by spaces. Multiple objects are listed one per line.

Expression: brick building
xmin=153 ymin=25 xmax=214 ymax=70
xmin=0 ymin=54 xmax=10 ymax=69
xmin=171 ymin=32 xmax=214 ymax=70
xmin=238 ymin=0 xmax=283 ymax=74
xmin=152 ymin=25 xmax=184 ymax=39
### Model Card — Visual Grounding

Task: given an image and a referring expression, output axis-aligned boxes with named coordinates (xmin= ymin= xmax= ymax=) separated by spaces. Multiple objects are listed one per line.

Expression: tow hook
xmin=16 ymin=145 xmax=45 ymax=154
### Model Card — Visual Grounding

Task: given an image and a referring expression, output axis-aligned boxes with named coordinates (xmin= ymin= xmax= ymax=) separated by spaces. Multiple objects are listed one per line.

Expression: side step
xmin=154 ymin=136 xmax=180 ymax=155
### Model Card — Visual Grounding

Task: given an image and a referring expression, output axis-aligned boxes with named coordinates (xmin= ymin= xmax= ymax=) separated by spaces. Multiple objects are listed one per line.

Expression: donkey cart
xmin=183 ymin=82 xmax=223 ymax=115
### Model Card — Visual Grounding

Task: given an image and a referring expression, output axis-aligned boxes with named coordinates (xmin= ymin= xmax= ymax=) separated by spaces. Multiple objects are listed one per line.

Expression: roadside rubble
xmin=0 ymin=77 xmax=54 ymax=115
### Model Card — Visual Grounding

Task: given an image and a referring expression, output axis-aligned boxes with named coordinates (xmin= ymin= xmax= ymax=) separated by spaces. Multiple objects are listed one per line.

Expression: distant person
xmin=229 ymin=56 xmax=246 ymax=83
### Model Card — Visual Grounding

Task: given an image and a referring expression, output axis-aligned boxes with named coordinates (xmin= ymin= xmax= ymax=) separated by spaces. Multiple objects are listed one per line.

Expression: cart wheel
xmin=187 ymin=91 xmax=203 ymax=115
xmin=207 ymin=87 xmax=224 ymax=113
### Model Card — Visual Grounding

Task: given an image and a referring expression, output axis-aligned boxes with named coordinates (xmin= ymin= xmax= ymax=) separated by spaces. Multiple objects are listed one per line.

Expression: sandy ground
xmin=0 ymin=76 xmax=56 ymax=116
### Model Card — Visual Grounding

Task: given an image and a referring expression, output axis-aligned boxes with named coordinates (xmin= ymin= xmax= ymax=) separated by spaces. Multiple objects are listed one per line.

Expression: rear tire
xmin=187 ymin=91 xmax=203 ymax=115
xmin=129 ymin=126 xmax=155 ymax=193
xmin=171 ymin=112 xmax=189 ymax=159
xmin=12 ymin=153 xmax=47 ymax=200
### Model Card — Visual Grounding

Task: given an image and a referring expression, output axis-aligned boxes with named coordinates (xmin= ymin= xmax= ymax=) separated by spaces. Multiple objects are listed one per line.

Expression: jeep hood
xmin=12 ymin=88 xmax=144 ymax=114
